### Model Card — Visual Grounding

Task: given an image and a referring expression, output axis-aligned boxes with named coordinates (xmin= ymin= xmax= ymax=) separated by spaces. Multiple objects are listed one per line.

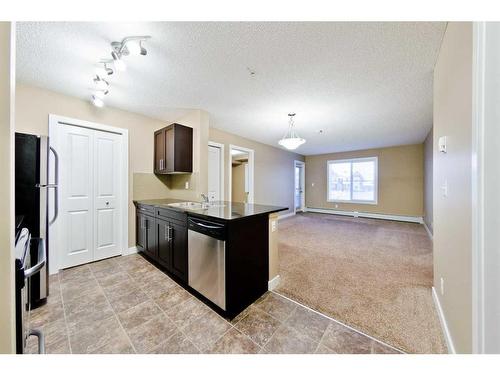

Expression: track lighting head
xmin=94 ymin=89 xmax=109 ymax=99
xmin=111 ymin=50 xmax=126 ymax=71
xmin=96 ymin=63 xmax=113 ymax=77
xmin=93 ymin=75 xmax=109 ymax=90
xmin=111 ymin=36 xmax=150 ymax=57
xmin=91 ymin=95 xmax=104 ymax=108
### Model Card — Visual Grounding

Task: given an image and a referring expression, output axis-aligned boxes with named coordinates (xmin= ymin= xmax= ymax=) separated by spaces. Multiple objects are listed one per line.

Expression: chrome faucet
xmin=201 ymin=193 xmax=209 ymax=204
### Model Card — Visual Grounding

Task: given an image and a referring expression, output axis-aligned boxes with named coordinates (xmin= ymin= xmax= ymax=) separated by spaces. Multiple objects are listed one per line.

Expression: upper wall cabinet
xmin=154 ymin=123 xmax=193 ymax=174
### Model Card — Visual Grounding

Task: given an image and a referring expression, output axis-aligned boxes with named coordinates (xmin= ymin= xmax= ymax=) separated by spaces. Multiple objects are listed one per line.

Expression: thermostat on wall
xmin=438 ymin=136 xmax=447 ymax=153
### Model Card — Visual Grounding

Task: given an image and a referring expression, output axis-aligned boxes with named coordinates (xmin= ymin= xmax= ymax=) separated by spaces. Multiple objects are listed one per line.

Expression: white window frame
xmin=327 ymin=156 xmax=378 ymax=205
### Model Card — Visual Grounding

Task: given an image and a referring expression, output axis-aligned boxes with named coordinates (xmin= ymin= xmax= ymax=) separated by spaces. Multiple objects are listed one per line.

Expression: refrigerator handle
xmin=49 ymin=146 xmax=59 ymax=225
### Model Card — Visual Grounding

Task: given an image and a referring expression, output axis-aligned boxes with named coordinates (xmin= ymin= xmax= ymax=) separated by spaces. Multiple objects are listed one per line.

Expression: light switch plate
xmin=438 ymin=136 xmax=447 ymax=153
xmin=185 ymin=181 xmax=189 ymax=189
xmin=271 ymin=220 xmax=277 ymax=232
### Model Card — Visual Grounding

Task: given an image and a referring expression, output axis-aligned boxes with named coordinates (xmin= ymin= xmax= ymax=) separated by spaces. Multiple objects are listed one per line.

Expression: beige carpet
xmin=276 ymin=212 xmax=447 ymax=354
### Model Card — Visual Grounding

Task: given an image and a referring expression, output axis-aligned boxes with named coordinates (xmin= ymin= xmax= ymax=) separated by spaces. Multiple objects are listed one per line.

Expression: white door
xmin=93 ymin=130 xmax=122 ymax=261
xmin=208 ymin=145 xmax=222 ymax=201
xmin=60 ymin=125 xmax=94 ymax=268
xmin=295 ymin=163 xmax=304 ymax=211
xmin=56 ymin=124 xmax=122 ymax=269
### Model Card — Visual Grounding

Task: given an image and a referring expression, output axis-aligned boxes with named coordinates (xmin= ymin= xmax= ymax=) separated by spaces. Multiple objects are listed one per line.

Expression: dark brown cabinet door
xmin=154 ymin=123 xmax=193 ymax=175
xmin=144 ymin=216 xmax=157 ymax=259
xmin=136 ymin=213 xmax=146 ymax=252
xmin=156 ymin=218 xmax=171 ymax=268
xmin=165 ymin=126 xmax=175 ymax=173
xmin=169 ymin=221 xmax=188 ymax=282
xmin=154 ymin=129 xmax=165 ymax=173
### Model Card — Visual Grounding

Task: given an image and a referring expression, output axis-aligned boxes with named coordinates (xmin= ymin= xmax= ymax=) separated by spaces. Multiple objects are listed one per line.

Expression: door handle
xmin=49 ymin=146 xmax=59 ymax=225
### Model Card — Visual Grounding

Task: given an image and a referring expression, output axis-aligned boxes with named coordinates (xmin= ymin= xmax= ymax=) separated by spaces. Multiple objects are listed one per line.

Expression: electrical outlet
xmin=440 ymin=277 xmax=445 ymax=295
xmin=334 ymin=204 xmax=339 ymax=209
xmin=185 ymin=181 xmax=189 ymax=190
xmin=271 ymin=220 xmax=277 ymax=232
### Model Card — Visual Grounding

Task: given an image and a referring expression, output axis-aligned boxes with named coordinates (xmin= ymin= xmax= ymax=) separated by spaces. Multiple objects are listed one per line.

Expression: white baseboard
xmin=268 ymin=275 xmax=281 ymax=291
xmin=432 ymin=287 xmax=455 ymax=354
xmin=306 ymin=207 xmax=423 ymax=224
xmin=423 ymin=221 xmax=433 ymax=240
xmin=278 ymin=212 xmax=296 ymax=220
xmin=122 ymin=246 xmax=138 ymax=256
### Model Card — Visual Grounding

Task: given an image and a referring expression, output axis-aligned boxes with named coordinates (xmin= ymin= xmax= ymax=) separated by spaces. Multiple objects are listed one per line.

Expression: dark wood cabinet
xmin=154 ymin=123 xmax=193 ymax=174
xmin=156 ymin=218 xmax=171 ymax=268
xmin=169 ymin=220 xmax=188 ymax=281
xmin=136 ymin=212 xmax=146 ymax=252
xmin=144 ymin=215 xmax=157 ymax=259
xmin=135 ymin=205 xmax=188 ymax=283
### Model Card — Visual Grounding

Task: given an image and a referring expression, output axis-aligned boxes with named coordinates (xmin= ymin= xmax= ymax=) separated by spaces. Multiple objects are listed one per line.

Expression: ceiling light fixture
xmin=111 ymin=50 xmax=126 ymax=71
xmin=91 ymin=95 xmax=104 ymax=108
xmin=96 ymin=62 xmax=113 ymax=77
xmin=278 ymin=113 xmax=306 ymax=150
xmin=93 ymin=75 xmax=109 ymax=90
xmin=110 ymin=36 xmax=150 ymax=71
xmin=94 ymin=89 xmax=109 ymax=99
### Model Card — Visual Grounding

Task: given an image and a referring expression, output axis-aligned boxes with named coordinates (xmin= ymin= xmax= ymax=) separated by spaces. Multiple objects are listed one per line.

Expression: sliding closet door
xmin=93 ymin=130 xmax=122 ymax=261
xmin=59 ymin=125 xmax=94 ymax=268
xmin=55 ymin=123 xmax=123 ymax=269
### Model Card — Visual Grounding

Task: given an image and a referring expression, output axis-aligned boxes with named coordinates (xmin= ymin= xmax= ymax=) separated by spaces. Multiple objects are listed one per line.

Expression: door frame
xmin=208 ymin=141 xmax=225 ymax=202
xmin=228 ymin=144 xmax=254 ymax=204
xmin=471 ymin=22 xmax=500 ymax=354
xmin=48 ymin=114 xmax=129 ymax=274
xmin=294 ymin=160 xmax=306 ymax=214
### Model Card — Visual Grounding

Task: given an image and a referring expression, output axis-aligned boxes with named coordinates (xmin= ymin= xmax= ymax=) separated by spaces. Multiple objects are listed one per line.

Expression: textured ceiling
xmin=16 ymin=22 xmax=446 ymax=155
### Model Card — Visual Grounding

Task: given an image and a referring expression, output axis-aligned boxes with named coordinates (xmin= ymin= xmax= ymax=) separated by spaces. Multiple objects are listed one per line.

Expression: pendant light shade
xmin=278 ymin=113 xmax=306 ymax=150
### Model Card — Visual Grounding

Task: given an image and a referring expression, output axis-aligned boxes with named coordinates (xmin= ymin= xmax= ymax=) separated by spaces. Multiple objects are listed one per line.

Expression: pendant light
xmin=278 ymin=113 xmax=306 ymax=150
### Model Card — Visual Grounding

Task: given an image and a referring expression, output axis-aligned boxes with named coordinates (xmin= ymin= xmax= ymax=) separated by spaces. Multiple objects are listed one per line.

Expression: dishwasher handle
xmin=188 ymin=217 xmax=226 ymax=240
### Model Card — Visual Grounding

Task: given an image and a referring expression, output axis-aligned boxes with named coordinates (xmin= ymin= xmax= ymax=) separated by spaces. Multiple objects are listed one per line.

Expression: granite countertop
xmin=134 ymin=199 xmax=287 ymax=221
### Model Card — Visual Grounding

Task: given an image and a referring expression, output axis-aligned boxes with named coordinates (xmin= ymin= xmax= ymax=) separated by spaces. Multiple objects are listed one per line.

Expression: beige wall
xmin=305 ymin=144 xmax=424 ymax=217
xmin=0 ymin=21 xmax=16 ymax=354
xmin=433 ymin=22 xmax=473 ymax=353
xmin=15 ymin=84 xmax=208 ymax=248
xmin=209 ymin=127 xmax=304 ymax=214
xmin=231 ymin=163 xmax=247 ymax=202
xmin=424 ymin=128 xmax=433 ymax=233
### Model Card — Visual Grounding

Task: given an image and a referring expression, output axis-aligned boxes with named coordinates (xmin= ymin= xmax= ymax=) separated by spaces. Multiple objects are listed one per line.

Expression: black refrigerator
xmin=15 ymin=132 xmax=58 ymax=308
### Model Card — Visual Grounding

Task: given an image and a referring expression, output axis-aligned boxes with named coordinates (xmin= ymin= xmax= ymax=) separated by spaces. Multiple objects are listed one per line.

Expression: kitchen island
xmin=133 ymin=199 xmax=287 ymax=319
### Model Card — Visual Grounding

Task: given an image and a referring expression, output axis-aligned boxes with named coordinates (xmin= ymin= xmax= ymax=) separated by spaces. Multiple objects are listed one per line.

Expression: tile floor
xmin=27 ymin=254 xmax=402 ymax=354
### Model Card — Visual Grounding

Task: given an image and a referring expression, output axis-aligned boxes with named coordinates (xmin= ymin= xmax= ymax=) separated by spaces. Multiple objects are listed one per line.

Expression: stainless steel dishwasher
xmin=187 ymin=217 xmax=226 ymax=310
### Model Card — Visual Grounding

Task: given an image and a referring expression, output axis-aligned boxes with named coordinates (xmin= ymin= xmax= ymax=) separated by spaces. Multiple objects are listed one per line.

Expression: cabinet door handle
xmin=168 ymin=226 xmax=173 ymax=241
xmin=165 ymin=224 xmax=169 ymax=241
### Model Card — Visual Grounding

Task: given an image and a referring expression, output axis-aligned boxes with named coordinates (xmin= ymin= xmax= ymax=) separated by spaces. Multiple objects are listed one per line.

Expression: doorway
xmin=228 ymin=145 xmax=254 ymax=204
xmin=48 ymin=115 xmax=128 ymax=272
xmin=208 ymin=141 xmax=224 ymax=202
xmin=294 ymin=160 xmax=305 ymax=213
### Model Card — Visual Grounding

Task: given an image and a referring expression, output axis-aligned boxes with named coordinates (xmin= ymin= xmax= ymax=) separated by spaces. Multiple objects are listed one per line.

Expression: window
xmin=327 ymin=157 xmax=378 ymax=204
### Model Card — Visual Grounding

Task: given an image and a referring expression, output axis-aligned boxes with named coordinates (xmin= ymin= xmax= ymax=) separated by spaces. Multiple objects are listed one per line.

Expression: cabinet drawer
xmin=156 ymin=207 xmax=187 ymax=225
xmin=136 ymin=204 xmax=155 ymax=216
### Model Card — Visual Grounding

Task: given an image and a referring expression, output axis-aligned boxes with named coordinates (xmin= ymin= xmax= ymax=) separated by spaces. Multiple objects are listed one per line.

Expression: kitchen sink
xmin=167 ymin=201 xmax=226 ymax=210
xmin=167 ymin=201 xmax=205 ymax=209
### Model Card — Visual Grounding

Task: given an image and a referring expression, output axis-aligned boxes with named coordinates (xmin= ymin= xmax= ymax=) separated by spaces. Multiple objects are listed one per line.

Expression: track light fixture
xmin=89 ymin=35 xmax=151 ymax=108
xmin=96 ymin=62 xmax=113 ymax=77
xmin=93 ymin=75 xmax=109 ymax=90
xmin=94 ymin=89 xmax=109 ymax=99
xmin=91 ymin=95 xmax=104 ymax=108
xmin=111 ymin=35 xmax=150 ymax=71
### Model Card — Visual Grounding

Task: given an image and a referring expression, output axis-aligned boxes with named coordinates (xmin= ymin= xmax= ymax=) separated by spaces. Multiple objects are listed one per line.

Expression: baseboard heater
xmin=305 ymin=207 xmax=423 ymax=224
